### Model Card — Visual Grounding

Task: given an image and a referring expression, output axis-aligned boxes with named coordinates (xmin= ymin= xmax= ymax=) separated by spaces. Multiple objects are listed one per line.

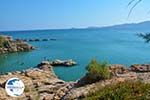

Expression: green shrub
xmin=86 ymin=59 xmax=111 ymax=83
xmin=0 ymin=36 xmax=5 ymax=47
xmin=84 ymin=81 xmax=150 ymax=100
xmin=0 ymin=36 xmax=9 ymax=48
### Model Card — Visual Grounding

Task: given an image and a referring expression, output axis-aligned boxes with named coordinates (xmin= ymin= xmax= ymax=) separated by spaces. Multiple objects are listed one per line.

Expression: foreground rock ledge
xmin=0 ymin=62 xmax=75 ymax=100
xmin=64 ymin=64 xmax=150 ymax=99
xmin=0 ymin=63 xmax=149 ymax=100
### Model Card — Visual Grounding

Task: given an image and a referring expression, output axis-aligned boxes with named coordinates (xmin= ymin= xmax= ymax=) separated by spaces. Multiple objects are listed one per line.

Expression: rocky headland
xmin=0 ymin=62 xmax=150 ymax=100
xmin=0 ymin=35 xmax=35 ymax=54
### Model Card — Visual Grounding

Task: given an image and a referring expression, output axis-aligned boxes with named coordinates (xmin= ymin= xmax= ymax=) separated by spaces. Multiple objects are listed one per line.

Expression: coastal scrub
xmin=85 ymin=59 xmax=111 ymax=83
xmin=84 ymin=81 xmax=150 ymax=100
xmin=0 ymin=36 xmax=9 ymax=48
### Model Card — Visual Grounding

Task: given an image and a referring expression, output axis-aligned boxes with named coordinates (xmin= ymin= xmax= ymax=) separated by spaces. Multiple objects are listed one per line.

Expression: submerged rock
xmin=24 ymin=38 xmax=56 ymax=42
xmin=35 ymin=39 xmax=40 ymax=41
xmin=28 ymin=39 xmax=40 ymax=42
xmin=29 ymin=39 xmax=34 ymax=42
xmin=50 ymin=39 xmax=57 ymax=41
xmin=20 ymin=38 xmax=57 ymax=42
xmin=42 ymin=39 xmax=49 ymax=41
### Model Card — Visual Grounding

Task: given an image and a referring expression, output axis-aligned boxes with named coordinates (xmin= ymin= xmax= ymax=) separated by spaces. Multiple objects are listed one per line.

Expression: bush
xmin=0 ymin=36 xmax=9 ymax=48
xmin=0 ymin=36 xmax=5 ymax=47
xmin=84 ymin=81 xmax=150 ymax=100
xmin=86 ymin=59 xmax=111 ymax=83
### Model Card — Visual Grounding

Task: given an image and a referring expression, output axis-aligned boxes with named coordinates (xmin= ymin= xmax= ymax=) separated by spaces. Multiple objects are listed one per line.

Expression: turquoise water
xmin=0 ymin=29 xmax=150 ymax=81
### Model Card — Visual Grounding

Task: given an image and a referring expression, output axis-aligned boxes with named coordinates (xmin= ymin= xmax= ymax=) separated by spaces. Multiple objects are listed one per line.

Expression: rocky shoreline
xmin=0 ymin=35 xmax=35 ymax=54
xmin=0 ymin=62 xmax=74 ymax=100
xmin=0 ymin=61 xmax=150 ymax=100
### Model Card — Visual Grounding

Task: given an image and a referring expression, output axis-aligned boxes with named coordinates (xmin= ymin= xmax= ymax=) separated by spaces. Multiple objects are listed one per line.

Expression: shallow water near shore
xmin=0 ymin=29 xmax=150 ymax=81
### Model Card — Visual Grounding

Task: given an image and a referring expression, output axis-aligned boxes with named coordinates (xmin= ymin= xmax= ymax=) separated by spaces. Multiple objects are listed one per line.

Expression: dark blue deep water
xmin=0 ymin=29 xmax=150 ymax=81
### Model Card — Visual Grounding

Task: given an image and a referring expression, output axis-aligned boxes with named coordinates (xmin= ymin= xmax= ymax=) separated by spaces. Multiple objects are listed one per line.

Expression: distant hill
xmin=87 ymin=21 xmax=150 ymax=30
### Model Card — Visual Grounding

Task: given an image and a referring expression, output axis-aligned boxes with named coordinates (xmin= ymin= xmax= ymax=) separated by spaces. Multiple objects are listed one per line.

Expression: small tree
xmin=86 ymin=59 xmax=111 ymax=83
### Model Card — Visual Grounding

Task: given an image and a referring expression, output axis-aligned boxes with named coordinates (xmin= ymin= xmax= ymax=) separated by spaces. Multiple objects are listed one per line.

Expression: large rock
xmin=130 ymin=64 xmax=150 ymax=72
xmin=0 ymin=35 xmax=35 ymax=54
xmin=0 ymin=62 xmax=74 ymax=100
xmin=109 ymin=64 xmax=129 ymax=76
xmin=49 ymin=59 xmax=77 ymax=67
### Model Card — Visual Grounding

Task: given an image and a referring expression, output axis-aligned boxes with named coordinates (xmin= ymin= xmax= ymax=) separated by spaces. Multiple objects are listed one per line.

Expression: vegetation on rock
xmin=84 ymin=81 xmax=150 ymax=100
xmin=0 ymin=36 xmax=9 ymax=48
xmin=85 ymin=59 xmax=111 ymax=83
xmin=0 ymin=35 xmax=34 ymax=54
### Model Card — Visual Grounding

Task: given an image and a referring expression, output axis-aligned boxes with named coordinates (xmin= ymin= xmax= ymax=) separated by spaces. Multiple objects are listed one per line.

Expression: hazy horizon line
xmin=0 ymin=20 xmax=149 ymax=32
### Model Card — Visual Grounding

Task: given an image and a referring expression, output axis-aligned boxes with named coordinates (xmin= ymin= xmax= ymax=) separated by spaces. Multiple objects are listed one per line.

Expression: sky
xmin=0 ymin=0 xmax=150 ymax=31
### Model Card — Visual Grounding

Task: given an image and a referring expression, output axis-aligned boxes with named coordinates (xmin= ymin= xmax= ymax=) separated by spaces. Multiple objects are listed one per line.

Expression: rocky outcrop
xmin=49 ymin=59 xmax=77 ymax=67
xmin=40 ymin=59 xmax=77 ymax=67
xmin=0 ymin=62 xmax=74 ymax=100
xmin=0 ymin=35 xmax=35 ymax=54
xmin=0 ymin=62 xmax=149 ymax=100
xmin=109 ymin=64 xmax=129 ymax=75
xmin=76 ymin=64 xmax=129 ymax=86
xmin=63 ymin=77 xmax=132 ymax=99
xmin=130 ymin=64 xmax=150 ymax=72
xmin=64 ymin=65 xmax=150 ymax=99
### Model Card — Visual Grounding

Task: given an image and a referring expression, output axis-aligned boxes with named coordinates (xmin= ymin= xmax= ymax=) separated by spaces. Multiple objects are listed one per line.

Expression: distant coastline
xmin=1 ymin=20 xmax=150 ymax=32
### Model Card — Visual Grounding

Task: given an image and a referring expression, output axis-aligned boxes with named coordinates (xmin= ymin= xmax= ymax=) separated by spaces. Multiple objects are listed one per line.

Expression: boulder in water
xmin=49 ymin=59 xmax=77 ymax=67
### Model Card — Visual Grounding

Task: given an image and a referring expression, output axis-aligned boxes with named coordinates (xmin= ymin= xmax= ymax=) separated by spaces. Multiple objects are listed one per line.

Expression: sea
xmin=0 ymin=28 xmax=150 ymax=81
